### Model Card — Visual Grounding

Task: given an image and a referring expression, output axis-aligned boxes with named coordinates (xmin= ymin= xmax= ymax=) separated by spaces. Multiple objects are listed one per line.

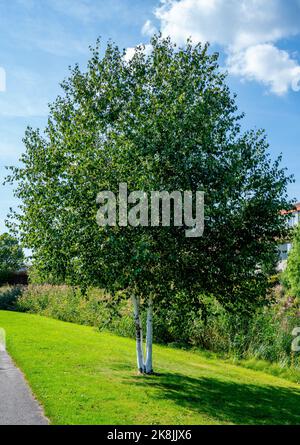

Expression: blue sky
xmin=0 ymin=0 xmax=300 ymax=234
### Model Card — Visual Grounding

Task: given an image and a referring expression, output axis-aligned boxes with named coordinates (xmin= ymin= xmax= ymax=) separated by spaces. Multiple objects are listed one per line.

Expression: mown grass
xmin=1 ymin=310 xmax=300 ymax=425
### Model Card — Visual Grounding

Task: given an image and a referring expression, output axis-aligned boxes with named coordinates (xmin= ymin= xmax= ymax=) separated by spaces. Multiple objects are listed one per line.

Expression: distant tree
xmin=7 ymin=36 xmax=291 ymax=373
xmin=0 ymin=233 xmax=24 ymax=281
xmin=283 ymin=224 xmax=300 ymax=297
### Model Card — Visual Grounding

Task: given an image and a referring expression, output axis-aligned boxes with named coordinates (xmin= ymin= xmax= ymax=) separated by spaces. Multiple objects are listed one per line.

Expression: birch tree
xmin=7 ymin=36 xmax=291 ymax=374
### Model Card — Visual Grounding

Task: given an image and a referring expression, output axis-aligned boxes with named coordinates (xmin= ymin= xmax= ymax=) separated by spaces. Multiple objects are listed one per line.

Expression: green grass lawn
xmin=1 ymin=310 xmax=300 ymax=425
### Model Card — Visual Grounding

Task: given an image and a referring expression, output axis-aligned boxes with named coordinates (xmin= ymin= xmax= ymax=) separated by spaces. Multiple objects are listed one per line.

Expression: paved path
xmin=0 ymin=351 xmax=48 ymax=425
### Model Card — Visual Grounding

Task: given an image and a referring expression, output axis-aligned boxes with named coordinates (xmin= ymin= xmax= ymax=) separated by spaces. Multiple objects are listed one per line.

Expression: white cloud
xmin=124 ymin=47 xmax=136 ymax=62
xmin=152 ymin=0 xmax=300 ymax=95
xmin=142 ymin=20 xmax=158 ymax=37
xmin=124 ymin=44 xmax=153 ymax=62
xmin=228 ymin=44 xmax=300 ymax=95
xmin=155 ymin=0 xmax=300 ymax=49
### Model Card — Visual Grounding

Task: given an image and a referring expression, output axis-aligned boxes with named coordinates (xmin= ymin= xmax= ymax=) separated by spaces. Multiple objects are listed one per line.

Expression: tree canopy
xmin=7 ymin=36 xmax=291 ymax=310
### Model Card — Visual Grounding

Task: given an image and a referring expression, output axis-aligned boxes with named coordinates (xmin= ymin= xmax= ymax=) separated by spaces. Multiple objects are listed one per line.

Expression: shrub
xmin=1 ymin=283 xmax=299 ymax=369
xmin=0 ymin=286 xmax=24 ymax=310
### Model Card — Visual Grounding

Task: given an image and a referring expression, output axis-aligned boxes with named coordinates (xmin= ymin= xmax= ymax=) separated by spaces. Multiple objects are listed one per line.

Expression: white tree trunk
xmin=0 ymin=328 xmax=6 ymax=352
xmin=131 ymin=295 xmax=145 ymax=373
xmin=145 ymin=296 xmax=153 ymax=374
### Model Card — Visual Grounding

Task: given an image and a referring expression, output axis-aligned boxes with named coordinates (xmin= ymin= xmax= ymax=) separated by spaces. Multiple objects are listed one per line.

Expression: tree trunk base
xmin=137 ymin=368 xmax=154 ymax=376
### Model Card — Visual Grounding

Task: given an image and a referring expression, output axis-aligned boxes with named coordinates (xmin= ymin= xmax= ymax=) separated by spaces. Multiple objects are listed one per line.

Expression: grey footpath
xmin=0 ymin=350 xmax=48 ymax=425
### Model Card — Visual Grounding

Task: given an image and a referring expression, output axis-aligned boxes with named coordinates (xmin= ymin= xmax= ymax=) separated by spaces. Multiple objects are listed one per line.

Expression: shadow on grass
xmin=123 ymin=371 xmax=300 ymax=425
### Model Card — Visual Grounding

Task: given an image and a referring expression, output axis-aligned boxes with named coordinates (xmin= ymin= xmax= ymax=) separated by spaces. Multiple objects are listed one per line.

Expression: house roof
xmin=281 ymin=202 xmax=300 ymax=215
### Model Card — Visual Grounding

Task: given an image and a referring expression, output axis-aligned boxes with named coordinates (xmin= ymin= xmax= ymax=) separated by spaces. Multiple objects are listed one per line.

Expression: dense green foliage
xmin=1 ymin=310 xmax=300 ymax=425
xmin=0 ymin=233 xmax=24 ymax=283
xmin=7 ymin=36 xmax=291 ymax=315
xmin=0 ymin=285 xmax=23 ymax=310
xmin=2 ymin=284 xmax=298 ymax=368
xmin=283 ymin=223 xmax=300 ymax=298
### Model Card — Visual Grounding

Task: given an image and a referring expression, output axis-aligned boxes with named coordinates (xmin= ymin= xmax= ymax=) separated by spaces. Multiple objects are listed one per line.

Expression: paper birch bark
xmin=131 ymin=295 xmax=145 ymax=373
xmin=145 ymin=296 xmax=153 ymax=374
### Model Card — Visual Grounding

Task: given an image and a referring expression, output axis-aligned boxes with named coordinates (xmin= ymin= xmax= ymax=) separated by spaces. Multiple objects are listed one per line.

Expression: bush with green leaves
xmin=283 ymin=223 xmax=300 ymax=299
xmin=0 ymin=233 xmax=24 ymax=283
xmin=5 ymin=283 xmax=297 ymax=368
xmin=0 ymin=285 xmax=24 ymax=310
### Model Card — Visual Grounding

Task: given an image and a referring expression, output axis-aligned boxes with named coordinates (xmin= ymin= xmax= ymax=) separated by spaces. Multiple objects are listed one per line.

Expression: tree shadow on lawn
xmin=122 ymin=372 xmax=300 ymax=424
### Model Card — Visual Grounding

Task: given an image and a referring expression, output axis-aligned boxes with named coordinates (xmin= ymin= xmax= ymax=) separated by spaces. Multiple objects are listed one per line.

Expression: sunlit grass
xmin=1 ymin=310 xmax=300 ymax=425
